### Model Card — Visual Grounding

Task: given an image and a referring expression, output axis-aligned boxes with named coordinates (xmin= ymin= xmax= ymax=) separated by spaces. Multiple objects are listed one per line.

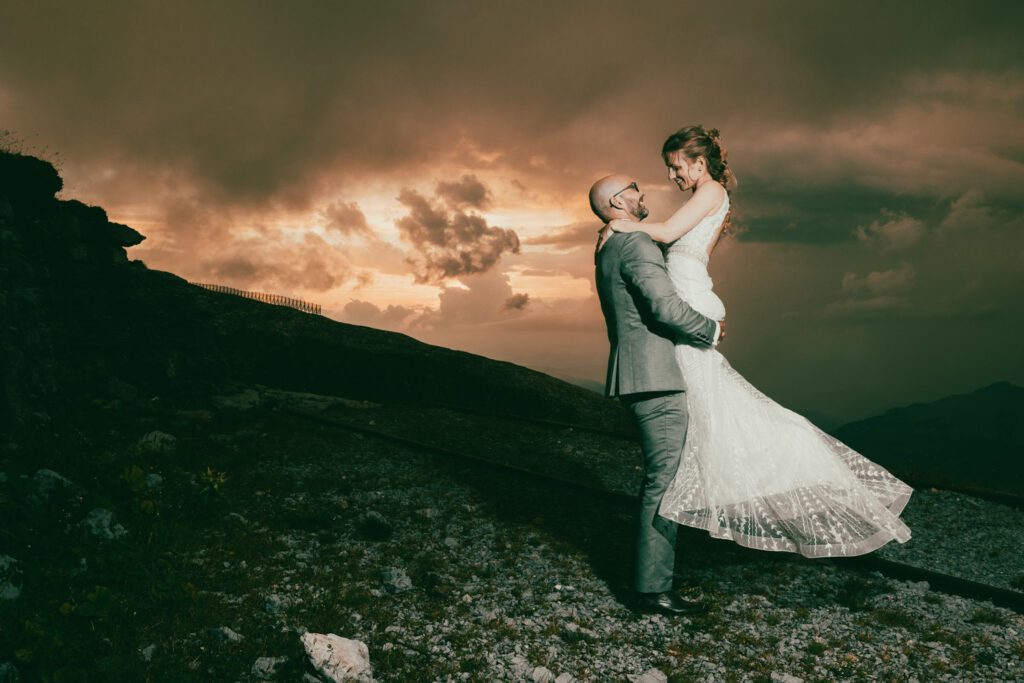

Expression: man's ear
xmin=608 ymin=195 xmax=625 ymax=212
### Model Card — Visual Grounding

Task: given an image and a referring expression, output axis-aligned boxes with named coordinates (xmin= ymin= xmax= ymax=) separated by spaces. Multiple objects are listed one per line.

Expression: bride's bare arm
xmin=609 ymin=183 xmax=724 ymax=243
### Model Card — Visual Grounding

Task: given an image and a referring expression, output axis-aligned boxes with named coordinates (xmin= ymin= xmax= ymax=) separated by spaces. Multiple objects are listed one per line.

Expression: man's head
xmin=588 ymin=174 xmax=649 ymax=223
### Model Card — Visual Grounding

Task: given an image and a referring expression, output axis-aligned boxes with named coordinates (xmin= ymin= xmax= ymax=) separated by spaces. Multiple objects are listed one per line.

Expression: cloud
xmin=322 ymin=200 xmax=369 ymax=234
xmin=198 ymin=230 xmax=351 ymax=293
xmin=841 ymin=262 xmax=916 ymax=295
xmin=938 ymin=189 xmax=1024 ymax=235
xmin=855 ymin=210 xmax=926 ymax=250
xmin=503 ymin=292 xmax=530 ymax=311
xmin=353 ymin=270 xmax=374 ymax=288
xmin=519 ymin=268 xmax=565 ymax=277
xmin=436 ymin=174 xmax=491 ymax=209
xmin=824 ymin=295 xmax=912 ymax=318
xmin=395 ymin=186 xmax=520 ymax=283
xmin=525 ymin=222 xmax=598 ymax=247
xmin=341 ymin=299 xmax=417 ymax=331
xmin=412 ymin=269 xmax=518 ymax=328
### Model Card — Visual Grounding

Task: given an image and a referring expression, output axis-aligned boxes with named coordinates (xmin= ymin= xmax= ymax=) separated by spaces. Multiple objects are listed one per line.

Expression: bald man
xmin=591 ymin=174 xmax=722 ymax=616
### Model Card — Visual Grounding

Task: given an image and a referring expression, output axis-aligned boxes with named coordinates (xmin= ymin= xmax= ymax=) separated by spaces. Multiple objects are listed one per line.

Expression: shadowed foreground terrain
xmin=3 ymin=385 xmax=1022 ymax=682
xmin=1 ymin=152 xmax=1022 ymax=681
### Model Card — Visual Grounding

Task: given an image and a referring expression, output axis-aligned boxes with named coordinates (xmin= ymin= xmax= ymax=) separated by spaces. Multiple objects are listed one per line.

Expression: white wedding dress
xmin=659 ymin=191 xmax=913 ymax=557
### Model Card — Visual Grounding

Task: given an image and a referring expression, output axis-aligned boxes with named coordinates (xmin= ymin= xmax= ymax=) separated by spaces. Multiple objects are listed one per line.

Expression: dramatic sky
xmin=2 ymin=1 xmax=1021 ymax=424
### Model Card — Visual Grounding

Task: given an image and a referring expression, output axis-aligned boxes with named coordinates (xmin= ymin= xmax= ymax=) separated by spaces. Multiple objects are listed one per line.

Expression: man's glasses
xmin=611 ymin=181 xmax=639 ymax=199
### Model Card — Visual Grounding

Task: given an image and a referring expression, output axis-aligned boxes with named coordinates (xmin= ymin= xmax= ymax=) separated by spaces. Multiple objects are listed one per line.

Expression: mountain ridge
xmin=834 ymin=381 xmax=1024 ymax=497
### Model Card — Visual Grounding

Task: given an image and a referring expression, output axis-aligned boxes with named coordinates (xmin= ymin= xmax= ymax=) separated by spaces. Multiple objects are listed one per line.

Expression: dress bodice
xmin=664 ymin=191 xmax=730 ymax=266
xmin=663 ymin=191 xmax=730 ymax=321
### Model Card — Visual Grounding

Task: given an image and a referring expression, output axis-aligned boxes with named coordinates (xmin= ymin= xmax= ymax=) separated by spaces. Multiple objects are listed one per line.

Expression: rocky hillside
xmin=834 ymin=382 xmax=1024 ymax=499
xmin=0 ymin=151 xmax=632 ymax=451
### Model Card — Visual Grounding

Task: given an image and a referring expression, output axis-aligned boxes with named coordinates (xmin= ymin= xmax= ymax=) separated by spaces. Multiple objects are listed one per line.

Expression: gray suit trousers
xmin=620 ymin=390 xmax=688 ymax=593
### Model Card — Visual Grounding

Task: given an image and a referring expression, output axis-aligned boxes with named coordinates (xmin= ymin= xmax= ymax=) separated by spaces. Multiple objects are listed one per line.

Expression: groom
xmin=590 ymin=174 xmax=724 ymax=616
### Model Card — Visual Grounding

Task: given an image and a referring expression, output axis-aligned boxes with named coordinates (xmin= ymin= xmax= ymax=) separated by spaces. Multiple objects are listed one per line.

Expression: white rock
xmin=137 ymin=431 xmax=177 ymax=454
xmin=509 ymin=654 xmax=532 ymax=677
xmin=81 ymin=508 xmax=128 ymax=539
xmin=212 ymin=388 xmax=261 ymax=411
xmin=139 ymin=644 xmax=156 ymax=662
xmin=252 ymin=656 xmax=288 ymax=679
xmin=633 ymin=668 xmax=667 ymax=683
xmin=264 ymin=593 xmax=293 ymax=615
xmin=634 ymin=667 xmax=667 ymax=683
xmin=531 ymin=666 xmax=556 ymax=682
xmin=771 ymin=673 xmax=804 ymax=683
xmin=380 ymin=567 xmax=412 ymax=593
xmin=210 ymin=626 xmax=244 ymax=642
xmin=143 ymin=473 xmax=163 ymax=490
xmin=32 ymin=469 xmax=72 ymax=499
xmin=226 ymin=512 xmax=249 ymax=525
xmin=301 ymin=632 xmax=374 ymax=683
xmin=555 ymin=674 xmax=576 ymax=683
xmin=0 ymin=662 xmax=20 ymax=682
xmin=0 ymin=556 xmax=21 ymax=601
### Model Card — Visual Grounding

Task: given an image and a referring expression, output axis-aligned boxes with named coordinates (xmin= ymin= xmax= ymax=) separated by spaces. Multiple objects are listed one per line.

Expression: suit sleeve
xmin=619 ymin=233 xmax=717 ymax=347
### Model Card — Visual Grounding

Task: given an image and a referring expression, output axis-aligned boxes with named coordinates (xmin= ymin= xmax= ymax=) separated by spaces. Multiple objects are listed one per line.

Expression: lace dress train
xmin=659 ymin=191 xmax=913 ymax=557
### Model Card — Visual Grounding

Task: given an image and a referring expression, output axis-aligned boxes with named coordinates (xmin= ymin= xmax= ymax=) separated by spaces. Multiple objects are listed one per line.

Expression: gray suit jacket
xmin=595 ymin=230 xmax=717 ymax=398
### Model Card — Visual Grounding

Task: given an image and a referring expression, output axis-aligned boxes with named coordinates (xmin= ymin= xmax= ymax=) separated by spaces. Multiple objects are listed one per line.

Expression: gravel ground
xmin=875 ymin=489 xmax=1024 ymax=591
xmin=183 ymin=389 xmax=1023 ymax=681
xmin=269 ymin=387 xmax=1024 ymax=594
xmin=2 ymin=385 xmax=1021 ymax=681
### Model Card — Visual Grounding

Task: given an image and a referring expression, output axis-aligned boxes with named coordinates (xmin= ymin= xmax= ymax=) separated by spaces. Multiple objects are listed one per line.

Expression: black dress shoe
xmin=634 ymin=591 xmax=708 ymax=616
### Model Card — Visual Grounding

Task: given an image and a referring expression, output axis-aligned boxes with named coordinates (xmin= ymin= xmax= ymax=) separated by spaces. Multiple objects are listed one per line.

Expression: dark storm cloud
xmin=395 ymin=187 xmax=520 ymax=284
xmin=322 ymin=201 xmax=369 ymax=234
xmin=503 ymin=293 xmax=530 ymax=311
xmin=2 ymin=1 xmax=1019 ymax=210
xmin=436 ymin=175 xmax=491 ymax=210
xmin=730 ymin=180 xmax=946 ymax=245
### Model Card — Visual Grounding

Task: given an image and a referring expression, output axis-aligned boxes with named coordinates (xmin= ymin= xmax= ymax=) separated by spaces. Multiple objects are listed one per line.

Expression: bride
xmin=608 ymin=125 xmax=913 ymax=557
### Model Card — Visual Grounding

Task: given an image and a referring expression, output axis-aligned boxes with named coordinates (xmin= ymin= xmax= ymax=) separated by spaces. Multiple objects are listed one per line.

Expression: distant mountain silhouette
xmin=0 ymin=150 xmax=634 ymax=444
xmin=834 ymin=382 xmax=1024 ymax=498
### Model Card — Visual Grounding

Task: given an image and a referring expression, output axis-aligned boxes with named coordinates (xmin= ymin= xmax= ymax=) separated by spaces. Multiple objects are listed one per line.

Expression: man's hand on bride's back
xmin=718 ymin=321 xmax=727 ymax=341
xmin=608 ymin=218 xmax=641 ymax=233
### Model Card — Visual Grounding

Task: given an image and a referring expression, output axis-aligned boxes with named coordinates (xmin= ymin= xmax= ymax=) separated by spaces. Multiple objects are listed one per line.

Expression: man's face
xmin=665 ymin=150 xmax=695 ymax=191
xmin=614 ymin=181 xmax=649 ymax=221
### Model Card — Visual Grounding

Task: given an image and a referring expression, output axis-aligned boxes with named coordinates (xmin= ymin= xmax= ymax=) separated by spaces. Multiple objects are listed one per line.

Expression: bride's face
xmin=664 ymin=150 xmax=700 ymax=192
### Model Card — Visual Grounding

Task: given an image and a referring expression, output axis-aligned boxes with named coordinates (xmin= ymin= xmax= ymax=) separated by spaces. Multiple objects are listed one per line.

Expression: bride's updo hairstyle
xmin=661 ymin=125 xmax=737 ymax=192
xmin=662 ymin=125 xmax=737 ymax=245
